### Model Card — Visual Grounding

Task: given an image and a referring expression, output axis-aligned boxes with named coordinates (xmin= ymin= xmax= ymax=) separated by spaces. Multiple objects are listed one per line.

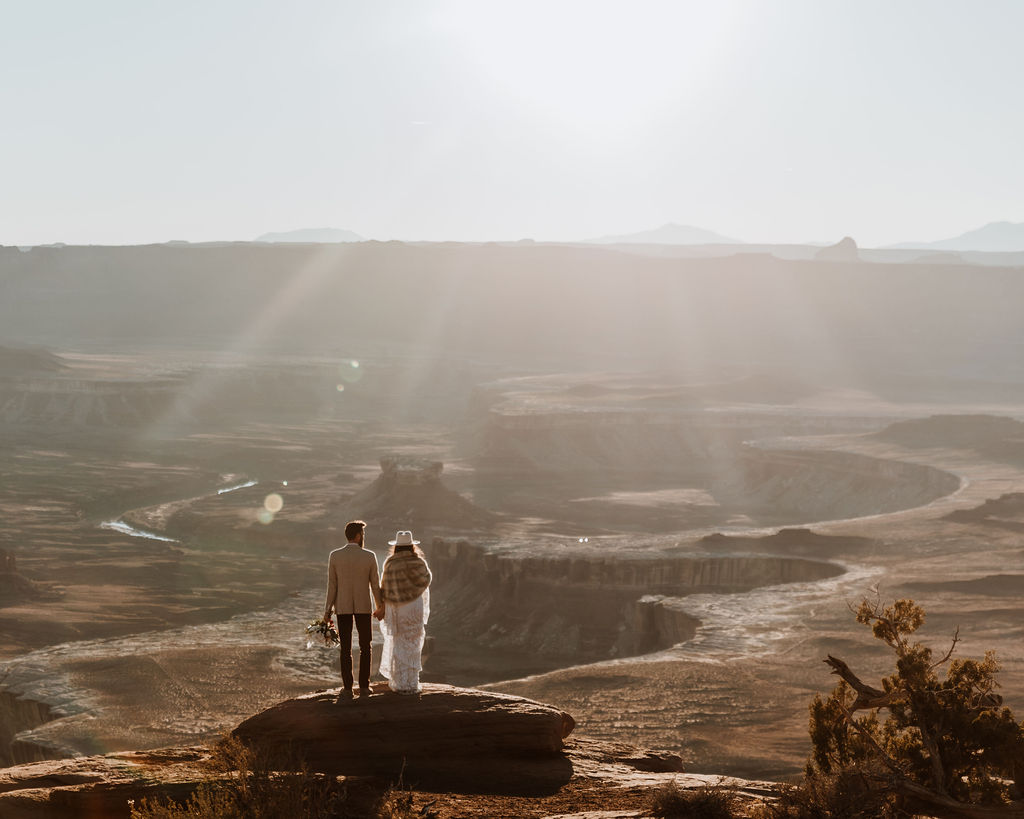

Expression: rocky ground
xmin=0 ymin=685 xmax=778 ymax=819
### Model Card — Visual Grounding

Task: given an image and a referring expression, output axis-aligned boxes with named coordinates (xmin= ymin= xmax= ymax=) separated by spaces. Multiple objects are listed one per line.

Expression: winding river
xmin=0 ymin=445 xmax=962 ymax=764
xmin=97 ymin=478 xmax=261 ymax=542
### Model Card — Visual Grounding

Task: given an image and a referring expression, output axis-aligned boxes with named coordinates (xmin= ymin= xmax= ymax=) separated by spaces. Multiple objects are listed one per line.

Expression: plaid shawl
xmin=381 ymin=552 xmax=432 ymax=605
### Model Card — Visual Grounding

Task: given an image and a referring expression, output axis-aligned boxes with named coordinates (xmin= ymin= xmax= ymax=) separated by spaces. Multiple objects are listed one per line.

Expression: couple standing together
xmin=323 ymin=520 xmax=432 ymax=697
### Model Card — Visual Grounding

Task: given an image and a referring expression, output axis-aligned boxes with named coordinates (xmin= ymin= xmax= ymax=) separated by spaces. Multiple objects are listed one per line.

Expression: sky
xmin=2 ymin=0 xmax=1023 ymax=247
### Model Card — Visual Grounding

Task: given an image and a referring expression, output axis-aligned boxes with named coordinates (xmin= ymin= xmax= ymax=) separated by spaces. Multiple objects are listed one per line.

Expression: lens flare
xmin=257 ymin=509 xmax=274 ymax=525
xmin=338 ymin=359 xmax=363 ymax=384
xmin=264 ymin=493 xmax=284 ymax=513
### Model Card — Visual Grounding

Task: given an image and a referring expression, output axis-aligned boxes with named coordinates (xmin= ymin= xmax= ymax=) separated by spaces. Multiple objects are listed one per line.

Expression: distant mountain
xmin=255 ymin=228 xmax=364 ymax=243
xmin=814 ymin=236 xmax=859 ymax=262
xmin=583 ymin=223 xmax=741 ymax=245
xmin=889 ymin=221 xmax=1024 ymax=252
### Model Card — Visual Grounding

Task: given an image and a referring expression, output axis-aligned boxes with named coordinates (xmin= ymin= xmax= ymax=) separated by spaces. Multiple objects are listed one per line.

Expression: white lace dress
xmin=379 ymin=587 xmax=429 ymax=693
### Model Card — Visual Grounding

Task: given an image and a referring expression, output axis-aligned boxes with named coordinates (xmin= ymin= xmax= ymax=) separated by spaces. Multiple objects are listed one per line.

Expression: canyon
xmin=2 ymin=241 xmax=1024 ymax=794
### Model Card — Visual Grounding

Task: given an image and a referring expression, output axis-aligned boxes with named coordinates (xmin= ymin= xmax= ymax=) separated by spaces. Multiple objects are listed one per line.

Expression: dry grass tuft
xmin=128 ymin=735 xmax=346 ymax=819
xmin=650 ymin=781 xmax=740 ymax=819
xmin=374 ymin=783 xmax=439 ymax=819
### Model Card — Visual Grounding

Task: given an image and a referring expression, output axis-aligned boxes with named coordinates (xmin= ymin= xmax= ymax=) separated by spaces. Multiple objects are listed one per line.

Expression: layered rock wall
xmin=473 ymin=408 xmax=961 ymax=525
xmin=0 ymin=378 xmax=178 ymax=427
xmin=425 ymin=539 xmax=841 ymax=668
xmin=0 ymin=690 xmax=57 ymax=767
xmin=715 ymin=447 xmax=962 ymax=522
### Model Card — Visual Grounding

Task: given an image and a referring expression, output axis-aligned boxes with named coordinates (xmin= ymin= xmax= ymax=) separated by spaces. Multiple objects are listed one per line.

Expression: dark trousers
xmin=338 ymin=613 xmax=372 ymax=690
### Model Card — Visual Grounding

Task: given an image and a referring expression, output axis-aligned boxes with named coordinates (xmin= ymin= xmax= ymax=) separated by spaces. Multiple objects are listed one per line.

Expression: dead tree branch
xmin=824 ymin=655 xmax=897 ymax=711
xmin=931 ymin=627 xmax=961 ymax=671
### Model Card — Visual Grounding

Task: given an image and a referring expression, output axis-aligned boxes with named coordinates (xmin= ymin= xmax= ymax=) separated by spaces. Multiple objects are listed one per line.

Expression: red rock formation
xmin=232 ymin=683 xmax=575 ymax=785
xmin=333 ymin=456 xmax=497 ymax=536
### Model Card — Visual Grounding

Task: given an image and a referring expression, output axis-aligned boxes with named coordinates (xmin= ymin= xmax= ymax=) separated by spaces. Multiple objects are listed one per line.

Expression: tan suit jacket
xmin=325 ymin=543 xmax=383 ymax=615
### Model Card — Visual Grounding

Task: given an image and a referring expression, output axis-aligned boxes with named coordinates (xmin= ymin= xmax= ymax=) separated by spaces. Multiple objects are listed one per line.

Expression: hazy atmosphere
xmin=4 ymin=1 xmax=1024 ymax=246
xmin=4 ymin=4 xmax=1024 ymax=818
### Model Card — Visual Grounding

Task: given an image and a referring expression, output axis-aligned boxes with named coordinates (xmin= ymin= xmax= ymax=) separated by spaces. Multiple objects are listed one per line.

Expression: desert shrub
xmin=650 ymin=781 xmax=739 ymax=819
xmin=129 ymin=735 xmax=347 ymax=819
xmin=802 ymin=598 xmax=1024 ymax=816
xmin=752 ymin=762 xmax=899 ymax=819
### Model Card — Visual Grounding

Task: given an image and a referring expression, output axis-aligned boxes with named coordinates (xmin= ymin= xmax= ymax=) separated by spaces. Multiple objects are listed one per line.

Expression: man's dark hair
xmin=344 ymin=520 xmax=366 ymax=541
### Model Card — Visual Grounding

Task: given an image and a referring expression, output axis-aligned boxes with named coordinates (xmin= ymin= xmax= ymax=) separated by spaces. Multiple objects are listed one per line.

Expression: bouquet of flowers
xmin=305 ymin=617 xmax=340 ymax=648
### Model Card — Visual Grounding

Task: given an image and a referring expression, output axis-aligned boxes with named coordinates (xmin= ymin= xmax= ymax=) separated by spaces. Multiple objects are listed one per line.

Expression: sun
xmin=437 ymin=2 xmax=750 ymax=141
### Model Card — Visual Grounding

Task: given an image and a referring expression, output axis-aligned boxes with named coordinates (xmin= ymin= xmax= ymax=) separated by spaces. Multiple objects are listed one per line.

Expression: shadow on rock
xmin=232 ymin=683 xmax=576 ymax=794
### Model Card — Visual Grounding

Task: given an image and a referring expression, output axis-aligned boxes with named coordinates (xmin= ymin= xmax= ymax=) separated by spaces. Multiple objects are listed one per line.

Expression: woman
xmin=378 ymin=530 xmax=432 ymax=694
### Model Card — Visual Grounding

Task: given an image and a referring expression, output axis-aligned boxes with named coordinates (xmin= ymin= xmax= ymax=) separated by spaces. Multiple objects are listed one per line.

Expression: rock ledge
xmin=233 ymin=683 xmax=575 ymax=783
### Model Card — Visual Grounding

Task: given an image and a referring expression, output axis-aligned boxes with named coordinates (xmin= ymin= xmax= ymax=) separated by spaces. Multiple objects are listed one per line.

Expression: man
xmin=324 ymin=519 xmax=384 ymax=698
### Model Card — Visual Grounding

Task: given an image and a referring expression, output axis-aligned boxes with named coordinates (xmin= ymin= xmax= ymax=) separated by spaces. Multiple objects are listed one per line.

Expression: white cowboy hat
xmin=388 ymin=530 xmax=420 ymax=546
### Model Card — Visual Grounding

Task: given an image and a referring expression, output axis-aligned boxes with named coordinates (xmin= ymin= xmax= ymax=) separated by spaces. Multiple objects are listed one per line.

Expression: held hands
xmin=373 ymin=605 xmax=385 ymax=621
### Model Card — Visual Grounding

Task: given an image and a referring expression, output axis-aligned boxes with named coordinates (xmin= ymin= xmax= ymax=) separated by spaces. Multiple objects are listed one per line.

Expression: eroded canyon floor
xmin=3 ymin=355 xmax=1024 ymax=781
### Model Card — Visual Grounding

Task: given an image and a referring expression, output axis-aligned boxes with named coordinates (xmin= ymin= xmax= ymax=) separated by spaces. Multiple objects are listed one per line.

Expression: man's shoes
xmin=358 ymin=686 xmax=373 ymax=698
xmin=339 ymin=688 xmax=354 ymax=700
